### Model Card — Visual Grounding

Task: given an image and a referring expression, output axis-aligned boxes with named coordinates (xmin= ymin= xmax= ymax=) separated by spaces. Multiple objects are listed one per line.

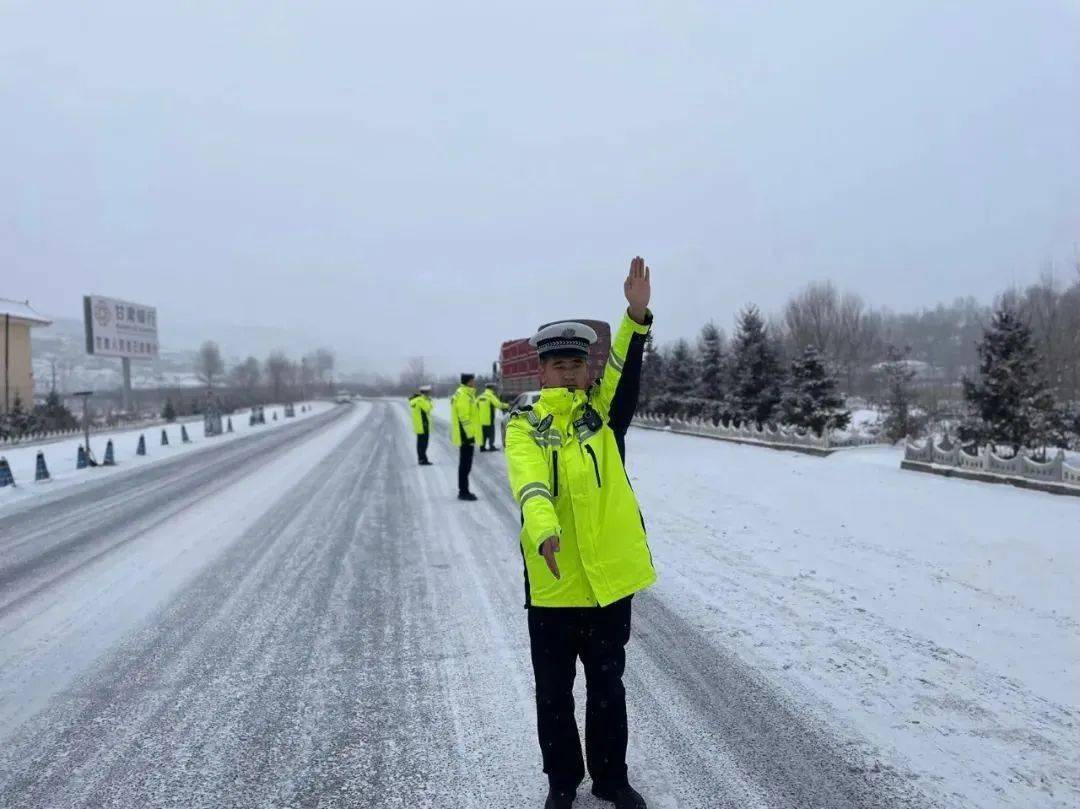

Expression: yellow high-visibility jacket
xmin=477 ymin=389 xmax=508 ymax=426
xmin=505 ymin=310 xmax=656 ymax=607
xmin=450 ymin=385 xmax=482 ymax=447
xmin=408 ymin=394 xmax=433 ymax=435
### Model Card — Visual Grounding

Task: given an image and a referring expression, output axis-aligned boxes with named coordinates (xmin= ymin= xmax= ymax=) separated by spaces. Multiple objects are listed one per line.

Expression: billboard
xmin=83 ymin=295 xmax=159 ymax=359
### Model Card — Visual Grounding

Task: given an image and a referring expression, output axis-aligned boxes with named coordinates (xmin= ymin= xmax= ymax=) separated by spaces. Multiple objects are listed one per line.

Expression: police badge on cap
xmin=529 ymin=321 xmax=598 ymax=359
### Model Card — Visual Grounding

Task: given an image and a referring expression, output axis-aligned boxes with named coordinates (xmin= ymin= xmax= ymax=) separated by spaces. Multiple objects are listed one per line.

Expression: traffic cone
xmin=103 ymin=440 xmax=116 ymax=466
xmin=161 ymin=428 xmax=169 ymax=446
xmin=0 ymin=457 xmax=14 ymax=488
xmin=77 ymin=445 xmax=88 ymax=469
xmin=227 ymin=417 xmax=234 ymax=433
xmin=181 ymin=425 xmax=191 ymax=444
xmin=137 ymin=434 xmax=146 ymax=456
xmin=35 ymin=451 xmax=51 ymax=482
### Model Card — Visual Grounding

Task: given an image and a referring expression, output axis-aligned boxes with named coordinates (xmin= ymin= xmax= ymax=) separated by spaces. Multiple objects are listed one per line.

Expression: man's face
xmin=539 ymin=355 xmax=589 ymax=392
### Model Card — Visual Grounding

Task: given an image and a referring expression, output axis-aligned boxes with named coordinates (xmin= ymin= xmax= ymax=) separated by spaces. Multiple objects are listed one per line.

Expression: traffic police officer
xmin=477 ymin=383 xmax=508 ymax=452
xmin=451 ymin=373 xmax=482 ymax=500
xmin=505 ymin=257 xmax=654 ymax=809
xmin=408 ymin=384 xmax=434 ymax=465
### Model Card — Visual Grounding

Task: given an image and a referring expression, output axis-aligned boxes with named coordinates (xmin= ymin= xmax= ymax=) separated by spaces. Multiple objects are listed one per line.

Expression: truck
xmin=497 ymin=318 xmax=612 ymax=397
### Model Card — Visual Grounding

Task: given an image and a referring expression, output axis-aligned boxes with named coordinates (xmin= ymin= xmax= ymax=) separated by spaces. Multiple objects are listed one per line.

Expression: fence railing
xmin=633 ymin=413 xmax=886 ymax=452
xmin=903 ymin=438 xmax=1080 ymax=489
xmin=0 ymin=412 xmax=220 ymax=449
xmin=0 ymin=424 xmax=109 ymax=448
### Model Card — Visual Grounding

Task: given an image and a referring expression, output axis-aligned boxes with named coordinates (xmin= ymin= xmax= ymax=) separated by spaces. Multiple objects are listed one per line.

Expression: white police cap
xmin=529 ymin=321 xmax=598 ymax=358
xmin=419 ymin=384 xmax=432 ymax=392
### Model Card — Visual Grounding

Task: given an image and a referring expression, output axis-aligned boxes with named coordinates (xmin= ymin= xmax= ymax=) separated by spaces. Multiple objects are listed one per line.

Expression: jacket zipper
xmin=552 ymin=450 xmax=559 ymax=496
xmin=585 ymin=445 xmax=602 ymax=488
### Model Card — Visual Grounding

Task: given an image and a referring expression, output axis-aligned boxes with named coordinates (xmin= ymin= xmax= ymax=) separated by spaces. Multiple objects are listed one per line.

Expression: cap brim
xmin=538 ymin=347 xmax=589 ymax=360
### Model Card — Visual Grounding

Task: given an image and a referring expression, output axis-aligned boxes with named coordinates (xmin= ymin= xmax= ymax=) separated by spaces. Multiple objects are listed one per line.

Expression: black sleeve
xmin=607 ymin=319 xmax=650 ymax=464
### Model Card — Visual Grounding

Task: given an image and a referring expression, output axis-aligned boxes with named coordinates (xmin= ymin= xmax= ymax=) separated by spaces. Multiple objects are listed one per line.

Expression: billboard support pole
xmin=121 ymin=357 xmax=132 ymax=412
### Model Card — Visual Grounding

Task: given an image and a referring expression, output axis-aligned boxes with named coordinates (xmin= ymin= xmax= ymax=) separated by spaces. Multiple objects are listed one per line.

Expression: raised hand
xmin=624 ymin=256 xmax=651 ymax=324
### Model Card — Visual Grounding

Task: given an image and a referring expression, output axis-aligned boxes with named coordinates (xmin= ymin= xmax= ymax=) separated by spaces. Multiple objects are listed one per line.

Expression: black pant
xmin=527 ymin=596 xmax=632 ymax=792
xmin=457 ymin=442 xmax=474 ymax=494
xmin=416 ymin=432 xmax=429 ymax=463
xmin=481 ymin=424 xmax=496 ymax=450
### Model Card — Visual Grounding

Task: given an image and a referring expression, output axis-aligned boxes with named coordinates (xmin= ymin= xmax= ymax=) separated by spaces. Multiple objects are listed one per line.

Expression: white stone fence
xmin=632 ymin=413 xmax=886 ymax=455
xmin=903 ymin=438 xmax=1080 ymax=493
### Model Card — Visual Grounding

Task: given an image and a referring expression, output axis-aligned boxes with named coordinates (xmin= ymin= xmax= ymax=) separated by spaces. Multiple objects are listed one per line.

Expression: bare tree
xmin=833 ymin=293 xmax=883 ymax=393
xmin=230 ymin=355 xmax=261 ymax=392
xmin=1061 ymin=273 xmax=1080 ymax=402
xmin=299 ymin=356 xmax=316 ymax=398
xmin=784 ymin=281 xmax=839 ymax=357
xmin=195 ymin=341 xmax=225 ymax=389
xmin=265 ymin=351 xmax=292 ymax=402
xmin=399 ymin=356 xmax=427 ymax=389
xmin=312 ymin=348 xmax=336 ymax=391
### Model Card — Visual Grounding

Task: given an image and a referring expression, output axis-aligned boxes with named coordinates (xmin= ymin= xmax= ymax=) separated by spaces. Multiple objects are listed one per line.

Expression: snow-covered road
xmin=0 ymin=399 xmax=1071 ymax=807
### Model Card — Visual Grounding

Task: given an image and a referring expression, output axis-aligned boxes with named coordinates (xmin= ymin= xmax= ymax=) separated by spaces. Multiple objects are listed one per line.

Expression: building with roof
xmin=1 ymin=298 xmax=53 ymax=413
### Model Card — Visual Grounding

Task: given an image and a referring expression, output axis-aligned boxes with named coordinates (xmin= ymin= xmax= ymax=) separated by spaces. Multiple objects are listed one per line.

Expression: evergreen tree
xmin=33 ymin=390 xmax=78 ymax=431
xmin=878 ymin=345 xmax=918 ymax=443
xmin=162 ymin=398 xmax=177 ymax=423
xmin=730 ymin=305 xmax=784 ymax=426
xmin=696 ymin=321 xmax=727 ymax=401
xmin=666 ymin=339 xmax=697 ymax=397
xmin=640 ymin=332 xmax=666 ymax=405
xmin=6 ymin=393 xmax=34 ymax=435
xmin=962 ymin=307 xmax=1061 ymax=453
xmin=782 ymin=345 xmax=851 ymax=436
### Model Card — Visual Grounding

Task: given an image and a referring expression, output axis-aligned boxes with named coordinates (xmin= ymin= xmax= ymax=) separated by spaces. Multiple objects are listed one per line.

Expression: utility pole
xmin=73 ymin=391 xmax=93 ymax=456
xmin=3 ymin=313 xmax=9 ymax=415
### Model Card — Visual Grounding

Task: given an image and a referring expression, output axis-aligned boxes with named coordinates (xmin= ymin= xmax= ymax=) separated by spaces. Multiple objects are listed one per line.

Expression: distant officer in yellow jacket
xmin=478 ymin=383 xmax=508 ymax=452
xmin=408 ymin=384 xmax=434 ymax=466
xmin=451 ymin=373 xmax=482 ymax=500
xmin=505 ymin=257 xmax=654 ymax=809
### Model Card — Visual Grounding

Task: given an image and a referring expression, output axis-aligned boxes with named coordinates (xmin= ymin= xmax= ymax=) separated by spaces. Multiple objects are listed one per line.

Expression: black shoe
xmin=419 ymin=460 xmax=433 ymax=466
xmin=457 ymin=492 xmax=478 ymax=501
xmin=591 ymin=783 xmax=646 ymax=809
xmin=544 ymin=787 xmax=575 ymax=809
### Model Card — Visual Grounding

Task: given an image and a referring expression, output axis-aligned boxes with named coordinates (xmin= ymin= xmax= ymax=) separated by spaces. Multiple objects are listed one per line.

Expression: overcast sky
xmin=3 ymin=1 xmax=1078 ymax=374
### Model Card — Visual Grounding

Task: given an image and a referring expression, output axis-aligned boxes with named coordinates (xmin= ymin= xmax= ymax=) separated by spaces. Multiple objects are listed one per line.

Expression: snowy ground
xmin=0 ymin=399 xmax=1075 ymax=808
xmin=0 ymin=400 xmax=335 ymax=509
xmin=627 ymin=430 xmax=1078 ymax=809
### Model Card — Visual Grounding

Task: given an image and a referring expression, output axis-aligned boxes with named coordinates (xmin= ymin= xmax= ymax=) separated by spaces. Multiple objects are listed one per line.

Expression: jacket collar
xmin=538 ymin=387 xmax=586 ymax=417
